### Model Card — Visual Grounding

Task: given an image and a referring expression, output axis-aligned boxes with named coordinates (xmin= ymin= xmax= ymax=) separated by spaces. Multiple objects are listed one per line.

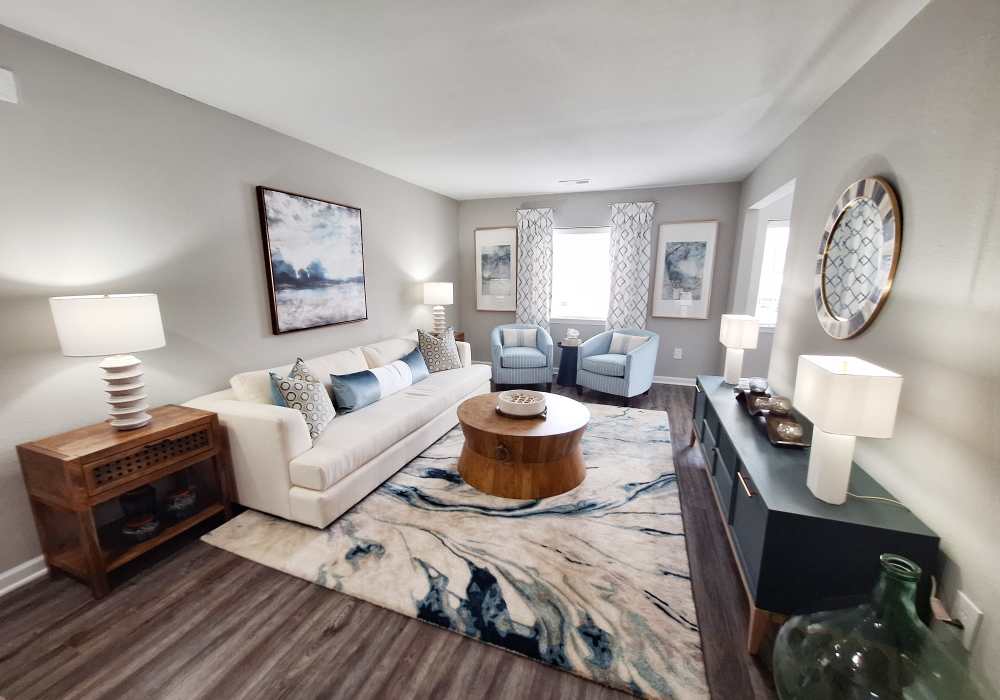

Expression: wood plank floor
xmin=0 ymin=384 xmax=775 ymax=700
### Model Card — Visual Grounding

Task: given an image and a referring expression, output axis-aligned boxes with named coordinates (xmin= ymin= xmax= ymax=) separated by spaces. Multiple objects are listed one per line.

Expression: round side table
xmin=556 ymin=342 xmax=580 ymax=387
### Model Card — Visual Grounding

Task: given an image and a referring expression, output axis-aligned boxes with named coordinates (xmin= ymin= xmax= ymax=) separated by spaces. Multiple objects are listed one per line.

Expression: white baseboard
xmin=0 ymin=555 xmax=47 ymax=598
xmin=653 ymin=375 xmax=696 ymax=387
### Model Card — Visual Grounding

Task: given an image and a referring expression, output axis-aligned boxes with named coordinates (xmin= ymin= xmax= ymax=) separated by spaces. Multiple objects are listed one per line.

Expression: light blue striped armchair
xmin=577 ymin=329 xmax=659 ymax=406
xmin=490 ymin=324 xmax=554 ymax=391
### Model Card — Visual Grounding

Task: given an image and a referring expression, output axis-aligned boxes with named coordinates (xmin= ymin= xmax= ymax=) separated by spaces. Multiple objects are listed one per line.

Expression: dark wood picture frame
xmin=256 ymin=186 xmax=368 ymax=335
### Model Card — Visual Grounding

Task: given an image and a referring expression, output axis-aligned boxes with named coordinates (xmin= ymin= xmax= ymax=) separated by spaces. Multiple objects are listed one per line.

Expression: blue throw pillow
xmin=331 ymin=348 xmax=429 ymax=412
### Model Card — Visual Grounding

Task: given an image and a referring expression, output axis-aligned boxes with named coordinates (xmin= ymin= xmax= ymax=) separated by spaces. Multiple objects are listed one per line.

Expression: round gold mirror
xmin=815 ymin=177 xmax=902 ymax=339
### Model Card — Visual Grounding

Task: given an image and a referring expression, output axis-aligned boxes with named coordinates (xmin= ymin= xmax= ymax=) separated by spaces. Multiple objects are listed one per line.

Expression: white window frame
xmin=549 ymin=226 xmax=611 ymax=324
xmin=752 ymin=219 xmax=790 ymax=329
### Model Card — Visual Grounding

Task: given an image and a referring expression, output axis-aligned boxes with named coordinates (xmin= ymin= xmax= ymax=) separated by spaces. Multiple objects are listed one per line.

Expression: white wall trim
xmin=653 ymin=375 xmax=696 ymax=386
xmin=0 ymin=555 xmax=47 ymax=598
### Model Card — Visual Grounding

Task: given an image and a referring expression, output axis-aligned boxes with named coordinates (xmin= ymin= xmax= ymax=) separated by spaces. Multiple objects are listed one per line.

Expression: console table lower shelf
xmin=691 ymin=375 xmax=940 ymax=654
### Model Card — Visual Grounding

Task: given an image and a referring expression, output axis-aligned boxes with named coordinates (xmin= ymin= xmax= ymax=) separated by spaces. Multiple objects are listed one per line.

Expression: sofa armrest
xmin=183 ymin=395 xmax=310 ymax=519
xmin=456 ymin=340 xmax=472 ymax=368
xmin=625 ymin=334 xmax=660 ymax=395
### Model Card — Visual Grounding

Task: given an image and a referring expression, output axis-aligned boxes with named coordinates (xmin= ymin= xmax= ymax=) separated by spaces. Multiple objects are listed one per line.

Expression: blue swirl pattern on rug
xmin=203 ymin=403 xmax=708 ymax=699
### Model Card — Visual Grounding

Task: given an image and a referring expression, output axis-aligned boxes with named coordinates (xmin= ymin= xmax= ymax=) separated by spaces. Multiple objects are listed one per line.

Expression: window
xmin=754 ymin=220 xmax=790 ymax=327
xmin=550 ymin=227 xmax=610 ymax=321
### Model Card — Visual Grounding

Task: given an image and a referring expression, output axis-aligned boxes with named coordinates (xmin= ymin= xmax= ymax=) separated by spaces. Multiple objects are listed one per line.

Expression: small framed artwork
xmin=652 ymin=221 xmax=718 ymax=319
xmin=475 ymin=227 xmax=517 ymax=311
xmin=257 ymin=186 xmax=368 ymax=334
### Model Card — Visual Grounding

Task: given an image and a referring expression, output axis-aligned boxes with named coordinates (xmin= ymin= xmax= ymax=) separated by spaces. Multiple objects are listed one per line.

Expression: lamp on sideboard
xmin=793 ymin=355 xmax=903 ymax=505
xmin=423 ymin=282 xmax=453 ymax=334
xmin=49 ymin=294 xmax=166 ymax=430
xmin=719 ymin=314 xmax=759 ymax=384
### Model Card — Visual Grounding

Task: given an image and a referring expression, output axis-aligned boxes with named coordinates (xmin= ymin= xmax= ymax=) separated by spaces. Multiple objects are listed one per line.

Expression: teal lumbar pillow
xmin=331 ymin=347 xmax=429 ymax=412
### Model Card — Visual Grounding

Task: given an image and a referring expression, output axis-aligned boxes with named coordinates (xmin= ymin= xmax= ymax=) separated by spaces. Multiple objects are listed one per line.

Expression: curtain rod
xmin=513 ymin=202 xmax=650 ymax=212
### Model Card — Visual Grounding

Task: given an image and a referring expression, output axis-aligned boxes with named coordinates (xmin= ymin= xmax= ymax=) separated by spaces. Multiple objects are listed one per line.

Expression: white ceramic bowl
xmin=497 ymin=389 xmax=547 ymax=417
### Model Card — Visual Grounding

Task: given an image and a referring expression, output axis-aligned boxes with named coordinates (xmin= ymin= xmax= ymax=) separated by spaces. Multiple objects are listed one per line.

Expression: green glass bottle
xmin=773 ymin=554 xmax=991 ymax=700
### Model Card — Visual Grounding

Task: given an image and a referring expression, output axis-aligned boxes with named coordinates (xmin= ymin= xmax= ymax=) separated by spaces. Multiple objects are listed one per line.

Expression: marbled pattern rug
xmin=202 ymin=404 xmax=708 ymax=699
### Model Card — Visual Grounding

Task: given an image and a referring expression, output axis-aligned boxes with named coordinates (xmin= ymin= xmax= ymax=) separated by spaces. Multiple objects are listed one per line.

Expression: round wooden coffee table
xmin=457 ymin=392 xmax=590 ymax=499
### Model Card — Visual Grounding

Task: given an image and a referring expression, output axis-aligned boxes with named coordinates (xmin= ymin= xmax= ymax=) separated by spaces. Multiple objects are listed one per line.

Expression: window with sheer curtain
xmin=754 ymin=220 xmax=790 ymax=326
xmin=550 ymin=227 xmax=610 ymax=321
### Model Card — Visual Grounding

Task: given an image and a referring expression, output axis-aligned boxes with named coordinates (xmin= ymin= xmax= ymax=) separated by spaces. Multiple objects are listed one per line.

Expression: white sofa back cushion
xmin=230 ymin=347 xmax=368 ymax=404
xmin=360 ymin=337 xmax=417 ymax=368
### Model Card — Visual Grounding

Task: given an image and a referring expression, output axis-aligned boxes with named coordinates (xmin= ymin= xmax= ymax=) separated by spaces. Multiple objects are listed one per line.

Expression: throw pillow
xmin=330 ymin=347 xmax=430 ymax=412
xmin=609 ymin=332 xmax=648 ymax=355
xmin=269 ymin=374 xmax=336 ymax=442
xmin=270 ymin=358 xmax=319 ymax=406
xmin=418 ymin=329 xmax=462 ymax=373
xmin=501 ymin=327 xmax=538 ymax=348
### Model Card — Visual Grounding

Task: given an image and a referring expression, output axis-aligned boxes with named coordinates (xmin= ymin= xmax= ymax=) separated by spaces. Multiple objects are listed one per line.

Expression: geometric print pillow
xmin=417 ymin=329 xmax=462 ymax=373
xmin=269 ymin=357 xmax=320 ymax=407
xmin=269 ymin=372 xmax=336 ymax=442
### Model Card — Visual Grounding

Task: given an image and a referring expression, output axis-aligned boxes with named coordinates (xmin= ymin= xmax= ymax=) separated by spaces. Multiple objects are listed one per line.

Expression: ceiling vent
xmin=558 ymin=178 xmax=590 ymax=185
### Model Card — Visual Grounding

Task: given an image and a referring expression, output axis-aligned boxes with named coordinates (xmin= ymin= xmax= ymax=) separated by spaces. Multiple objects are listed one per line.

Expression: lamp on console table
xmin=50 ymin=293 xmax=166 ymax=430
xmin=719 ymin=314 xmax=759 ymax=384
xmin=423 ymin=282 xmax=453 ymax=334
xmin=793 ymin=355 xmax=902 ymax=505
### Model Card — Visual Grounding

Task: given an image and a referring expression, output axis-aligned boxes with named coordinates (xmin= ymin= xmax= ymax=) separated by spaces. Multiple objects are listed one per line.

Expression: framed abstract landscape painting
xmin=475 ymin=227 xmax=517 ymax=311
xmin=652 ymin=220 xmax=718 ymax=319
xmin=257 ymin=186 xmax=368 ymax=334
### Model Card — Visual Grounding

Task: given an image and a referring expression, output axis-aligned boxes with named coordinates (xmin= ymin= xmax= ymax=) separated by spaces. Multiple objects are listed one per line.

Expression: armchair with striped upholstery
xmin=576 ymin=329 xmax=659 ymax=406
xmin=490 ymin=324 xmax=554 ymax=391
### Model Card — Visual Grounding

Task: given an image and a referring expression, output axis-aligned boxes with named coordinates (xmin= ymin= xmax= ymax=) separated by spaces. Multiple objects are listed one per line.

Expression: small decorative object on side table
xmin=17 ymin=404 xmax=235 ymax=598
xmin=556 ymin=341 xmax=580 ymax=387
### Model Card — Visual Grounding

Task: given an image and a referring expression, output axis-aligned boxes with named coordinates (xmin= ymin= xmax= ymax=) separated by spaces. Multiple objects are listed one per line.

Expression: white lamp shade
xmin=50 ymin=294 xmax=166 ymax=357
xmin=793 ymin=355 xmax=902 ymax=437
xmin=719 ymin=314 xmax=759 ymax=349
xmin=423 ymin=282 xmax=453 ymax=306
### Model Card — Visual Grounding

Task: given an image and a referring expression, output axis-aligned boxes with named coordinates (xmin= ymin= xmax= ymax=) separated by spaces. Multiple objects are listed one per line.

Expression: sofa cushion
xmin=230 ymin=347 xmax=368 ymax=404
xmin=361 ymin=337 xmax=417 ymax=368
xmin=501 ymin=346 xmax=547 ymax=369
xmin=581 ymin=353 xmax=627 ymax=377
xmin=289 ymin=363 xmax=490 ymax=491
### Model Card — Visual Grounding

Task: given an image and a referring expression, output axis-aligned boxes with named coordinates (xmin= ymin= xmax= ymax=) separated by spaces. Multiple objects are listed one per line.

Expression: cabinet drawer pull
xmin=737 ymin=470 xmax=754 ymax=498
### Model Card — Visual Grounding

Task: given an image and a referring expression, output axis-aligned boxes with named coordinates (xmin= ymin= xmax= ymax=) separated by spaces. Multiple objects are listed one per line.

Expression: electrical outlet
xmin=673 ymin=347 xmax=683 ymax=360
xmin=954 ymin=590 xmax=983 ymax=651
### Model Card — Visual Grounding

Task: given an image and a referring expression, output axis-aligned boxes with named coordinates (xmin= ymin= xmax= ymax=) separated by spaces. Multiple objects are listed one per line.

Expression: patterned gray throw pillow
xmin=418 ymin=329 xmax=462 ymax=373
xmin=269 ymin=373 xmax=336 ymax=442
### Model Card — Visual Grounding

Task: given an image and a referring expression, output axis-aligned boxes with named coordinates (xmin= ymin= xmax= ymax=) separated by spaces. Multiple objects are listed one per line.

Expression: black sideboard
xmin=692 ymin=375 xmax=940 ymax=653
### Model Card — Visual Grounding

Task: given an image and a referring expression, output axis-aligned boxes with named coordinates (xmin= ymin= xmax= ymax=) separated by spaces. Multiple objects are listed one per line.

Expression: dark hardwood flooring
xmin=0 ymin=384 xmax=774 ymax=700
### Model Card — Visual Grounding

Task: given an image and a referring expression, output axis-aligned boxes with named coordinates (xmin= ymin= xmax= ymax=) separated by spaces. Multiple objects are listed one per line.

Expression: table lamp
xmin=423 ymin=282 xmax=453 ymax=334
xmin=50 ymin=294 xmax=166 ymax=430
xmin=719 ymin=314 xmax=759 ymax=384
xmin=793 ymin=355 xmax=902 ymax=504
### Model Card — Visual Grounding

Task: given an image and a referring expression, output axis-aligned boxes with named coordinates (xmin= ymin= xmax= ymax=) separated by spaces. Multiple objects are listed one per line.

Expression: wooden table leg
xmin=77 ymin=509 xmax=109 ymax=598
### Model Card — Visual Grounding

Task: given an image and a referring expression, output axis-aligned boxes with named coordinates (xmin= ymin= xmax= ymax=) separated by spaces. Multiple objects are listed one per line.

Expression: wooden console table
xmin=692 ymin=375 xmax=939 ymax=653
xmin=17 ymin=405 xmax=234 ymax=598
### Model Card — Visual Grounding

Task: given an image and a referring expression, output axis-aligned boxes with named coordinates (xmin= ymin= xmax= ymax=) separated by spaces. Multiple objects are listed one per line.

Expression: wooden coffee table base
xmin=456 ymin=393 xmax=590 ymax=499
xmin=458 ymin=444 xmax=586 ymax=499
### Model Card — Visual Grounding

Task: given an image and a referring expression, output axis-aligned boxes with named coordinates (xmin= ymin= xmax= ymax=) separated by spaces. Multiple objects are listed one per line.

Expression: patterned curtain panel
xmin=514 ymin=208 xmax=554 ymax=328
xmin=607 ymin=202 xmax=655 ymax=330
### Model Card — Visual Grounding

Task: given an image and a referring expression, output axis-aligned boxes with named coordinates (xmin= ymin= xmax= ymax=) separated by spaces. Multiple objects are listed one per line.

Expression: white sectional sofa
xmin=186 ymin=335 xmax=491 ymax=528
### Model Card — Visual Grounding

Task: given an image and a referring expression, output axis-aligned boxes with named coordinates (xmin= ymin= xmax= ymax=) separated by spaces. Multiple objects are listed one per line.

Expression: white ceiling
xmin=0 ymin=0 xmax=928 ymax=200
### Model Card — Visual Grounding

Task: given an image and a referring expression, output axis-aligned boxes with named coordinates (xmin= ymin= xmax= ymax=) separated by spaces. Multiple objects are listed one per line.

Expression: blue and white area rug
xmin=202 ymin=404 xmax=708 ymax=699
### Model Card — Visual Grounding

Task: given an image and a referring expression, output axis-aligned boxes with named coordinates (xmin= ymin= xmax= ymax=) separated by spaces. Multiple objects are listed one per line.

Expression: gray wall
xmin=457 ymin=183 xmax=743 ymax=378
xmin=736 ymin=0 xmax=999 ymax=689
xmin=0 ymin=27 xmax=459 ymax=572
